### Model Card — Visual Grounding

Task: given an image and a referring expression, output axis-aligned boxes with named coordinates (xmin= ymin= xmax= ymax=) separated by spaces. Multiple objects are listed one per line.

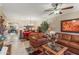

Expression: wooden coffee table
xmin=42 ymin=42 xmax=68 ymax=55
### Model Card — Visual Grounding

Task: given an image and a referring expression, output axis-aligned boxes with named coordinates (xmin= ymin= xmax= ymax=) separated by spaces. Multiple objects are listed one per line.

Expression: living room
xmin=0 ymin=3 xmax=79 ymax=55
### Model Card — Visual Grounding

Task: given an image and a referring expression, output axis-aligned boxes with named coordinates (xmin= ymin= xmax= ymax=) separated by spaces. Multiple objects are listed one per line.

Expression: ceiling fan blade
xmin=44 ymin=8 xmax=54 ymax=12
xmin=61 ymin=6 xmax=73 ymax=10
xmin=49 ymin=12 xmax=54 ymax=15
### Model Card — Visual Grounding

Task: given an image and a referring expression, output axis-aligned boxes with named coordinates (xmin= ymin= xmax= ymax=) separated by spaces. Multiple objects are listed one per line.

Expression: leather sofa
xmin=29 ymin=32 xmax=49 ymax=48
xmin=56 ymin=33 xmax=79 ymax=54
xmin=30 ymin=38 xmax=49 ymax=48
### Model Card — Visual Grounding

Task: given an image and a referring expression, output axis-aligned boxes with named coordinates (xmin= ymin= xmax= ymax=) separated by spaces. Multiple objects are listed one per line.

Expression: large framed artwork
xmin=61 ymin=18 xmax=79 ymax=33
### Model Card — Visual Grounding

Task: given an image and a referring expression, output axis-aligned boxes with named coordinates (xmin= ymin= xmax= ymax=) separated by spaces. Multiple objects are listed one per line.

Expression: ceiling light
xmin=54 ymin=10 xmax=60 ymax=14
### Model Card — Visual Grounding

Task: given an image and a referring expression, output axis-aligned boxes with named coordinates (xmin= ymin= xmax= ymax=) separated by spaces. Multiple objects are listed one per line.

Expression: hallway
xmin=6 ymin=33 xmax=29 ymax=55
xmin=11 ymin=40 xmax=29 ymax=55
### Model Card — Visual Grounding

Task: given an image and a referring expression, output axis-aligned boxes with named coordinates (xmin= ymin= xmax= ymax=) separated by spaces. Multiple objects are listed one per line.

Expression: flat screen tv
xmin=61 ymin=18 xmax=79 ymax=33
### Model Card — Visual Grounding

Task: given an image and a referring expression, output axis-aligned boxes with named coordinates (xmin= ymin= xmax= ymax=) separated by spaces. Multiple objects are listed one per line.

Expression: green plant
xmin=40 ymin=21 xmax=49 ymax=33
xmin=37 ymin=26 xmax=42 ymax=32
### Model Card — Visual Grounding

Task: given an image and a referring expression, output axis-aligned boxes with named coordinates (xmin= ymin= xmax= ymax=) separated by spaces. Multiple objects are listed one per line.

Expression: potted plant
xmin=40 ymin=21 xmax=49 ymax=33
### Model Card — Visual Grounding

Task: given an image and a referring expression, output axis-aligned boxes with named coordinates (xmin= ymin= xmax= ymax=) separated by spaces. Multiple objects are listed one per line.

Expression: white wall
xmin=50 ymin=10 xmax=79 ymax=32
xmin=0 ymin=6 xmax=5 ymax=17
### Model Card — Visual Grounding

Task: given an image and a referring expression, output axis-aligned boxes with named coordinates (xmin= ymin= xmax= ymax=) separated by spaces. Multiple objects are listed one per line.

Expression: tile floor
xmin=11 ymin=40 xmax=29 ymax=55
xmin=6 ymin=33 xmax=30 ymax=55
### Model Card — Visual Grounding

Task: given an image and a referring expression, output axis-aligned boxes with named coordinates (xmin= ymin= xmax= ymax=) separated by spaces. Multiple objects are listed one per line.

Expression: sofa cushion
xmin=62 ymin=34 xmax=71 ymax=41
xmin=57 ymin=40 xmax=69 ymax=46
xmin=69 ymin=42 xmax=79 ymax=50
xmin=57 ymin=40 xmax=79 ymax=50
xmin=71 ymin=35 xmax=79 ymax=43
xmin=28 ymin=32 xmax=44 ymax=40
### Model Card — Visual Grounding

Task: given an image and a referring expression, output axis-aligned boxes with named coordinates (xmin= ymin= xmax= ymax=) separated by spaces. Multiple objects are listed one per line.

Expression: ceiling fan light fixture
xmin=54 ymin=10 xmax=60 ymax=14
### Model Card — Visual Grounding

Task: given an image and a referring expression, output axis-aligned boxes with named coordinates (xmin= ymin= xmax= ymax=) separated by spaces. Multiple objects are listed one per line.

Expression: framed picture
xmin=61 ymin=18 xmax=79 ymax=33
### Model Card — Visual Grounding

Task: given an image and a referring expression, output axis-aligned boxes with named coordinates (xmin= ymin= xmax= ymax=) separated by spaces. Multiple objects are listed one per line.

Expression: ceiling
xmin=2 ymin=3 xmax=51 ymax=21
xmin=0 ymin=3 xmax=78 ymax=21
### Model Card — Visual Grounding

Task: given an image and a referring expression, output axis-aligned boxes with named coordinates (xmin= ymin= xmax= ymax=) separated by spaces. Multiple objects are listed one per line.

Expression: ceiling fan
xmin=44 ymin=3 xmax=74 ymax=15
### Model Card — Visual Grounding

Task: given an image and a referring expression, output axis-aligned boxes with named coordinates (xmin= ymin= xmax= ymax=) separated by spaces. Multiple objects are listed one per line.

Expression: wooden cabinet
xmin=0 ymin=41 xmax=3 ymax=51
xmin=6 ymin=45 xmax=11 ymax=55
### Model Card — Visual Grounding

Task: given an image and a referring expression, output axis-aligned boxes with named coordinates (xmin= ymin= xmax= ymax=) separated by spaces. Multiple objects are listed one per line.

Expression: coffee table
xmin=42 ymin=42 xmax=68 ymax=55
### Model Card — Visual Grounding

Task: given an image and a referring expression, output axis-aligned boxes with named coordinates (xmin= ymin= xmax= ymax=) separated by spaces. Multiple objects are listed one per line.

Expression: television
xmin=61 ymin=18 xmax=79 ymax=33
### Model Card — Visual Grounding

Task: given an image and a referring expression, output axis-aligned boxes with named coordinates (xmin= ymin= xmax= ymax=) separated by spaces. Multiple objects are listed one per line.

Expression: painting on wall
xmin=61 ymin=18 xmax=79 ymax=33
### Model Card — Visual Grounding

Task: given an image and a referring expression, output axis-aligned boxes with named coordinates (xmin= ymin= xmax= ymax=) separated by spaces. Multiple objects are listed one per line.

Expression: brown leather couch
xmin=30 ymin=38 xmax=49 ymax=48
xmin=29 ymin=32 xmax=49 ymax=48
xmin=56 ymin=33 xmax=79 ymax=54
